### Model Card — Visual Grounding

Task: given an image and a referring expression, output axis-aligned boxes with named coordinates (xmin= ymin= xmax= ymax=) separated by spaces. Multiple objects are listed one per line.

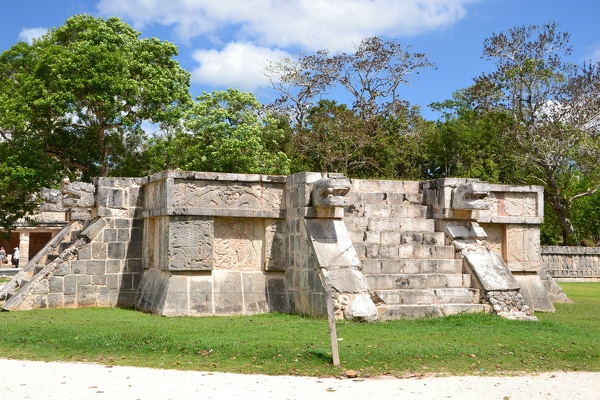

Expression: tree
xmin=0 ymin=14 xmax=191 ymax=231
xmin=147 ymin=89 xmax=290 ymax=175
xmin=265 ymin=36 xmax=435 ymax=126
xmin=426 ymin=88 xmax=515 ymax=182
xmin=265 ymin=36 xmax=434 ymax=180
xmin=474 ymin=22 xmax=600 ymax=244
xmin=291 ymin=100 xmax=382 ymax=176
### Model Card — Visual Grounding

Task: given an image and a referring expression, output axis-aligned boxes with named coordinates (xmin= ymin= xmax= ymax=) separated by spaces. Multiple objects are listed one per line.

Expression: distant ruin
xmin=0 ymin=171 xmax=570 ymax=320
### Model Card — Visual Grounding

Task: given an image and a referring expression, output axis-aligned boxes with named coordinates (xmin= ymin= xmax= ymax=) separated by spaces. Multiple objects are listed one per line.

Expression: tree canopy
xmin=0 ymin=14 xmax=191 ymax=231
xmin=145 ymin=89 xmax=290 ymax=175
xmin=265 ymin=36 xmax=435 ymax=126
xmin=474 ymin=22 xmax=600 ymax=244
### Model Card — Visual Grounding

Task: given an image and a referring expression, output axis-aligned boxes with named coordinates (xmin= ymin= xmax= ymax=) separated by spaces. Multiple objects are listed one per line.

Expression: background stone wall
xmin=542 ymin=246 xmax=600 ymax=281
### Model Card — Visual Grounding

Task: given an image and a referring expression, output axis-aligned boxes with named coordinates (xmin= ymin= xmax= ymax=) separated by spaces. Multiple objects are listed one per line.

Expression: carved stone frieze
xmin=214 ymin=218 xmax=262 ymax=271
xmin=173 ymin=180 xmax=283 ymax=211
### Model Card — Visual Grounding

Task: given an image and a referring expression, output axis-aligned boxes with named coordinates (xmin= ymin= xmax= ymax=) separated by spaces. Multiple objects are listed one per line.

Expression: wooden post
xmin=324 ymin=283 xmax=340 ymax=366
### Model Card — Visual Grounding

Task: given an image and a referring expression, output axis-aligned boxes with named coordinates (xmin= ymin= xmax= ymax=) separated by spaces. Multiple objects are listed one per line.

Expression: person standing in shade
xmin=12 ymin=247 xmax=19 ymax=268
xmin=0 ymin=247 xmax=5 ymax=266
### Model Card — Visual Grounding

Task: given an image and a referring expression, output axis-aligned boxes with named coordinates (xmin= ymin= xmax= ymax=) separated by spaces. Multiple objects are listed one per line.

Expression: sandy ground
xmin=2 ymin=359 xmax=600 ymax=400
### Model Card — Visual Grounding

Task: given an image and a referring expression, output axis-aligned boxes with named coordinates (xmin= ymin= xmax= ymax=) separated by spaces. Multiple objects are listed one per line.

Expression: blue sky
xmin=1 ymin=0 xmax=598 ymax=120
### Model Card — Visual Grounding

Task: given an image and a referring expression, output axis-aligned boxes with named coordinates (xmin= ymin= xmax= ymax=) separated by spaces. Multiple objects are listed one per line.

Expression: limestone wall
xmin=283 ymin=172 xmax=327 ymax=317
xmin=542 ymin=246 xmax=600 ymax=281
xmin=2 ymin=177 xmax=145 ymax=311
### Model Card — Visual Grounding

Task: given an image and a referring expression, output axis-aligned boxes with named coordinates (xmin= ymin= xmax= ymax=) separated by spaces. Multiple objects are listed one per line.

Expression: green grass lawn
xmin=0 ymin=282 xmax=598 ymax=377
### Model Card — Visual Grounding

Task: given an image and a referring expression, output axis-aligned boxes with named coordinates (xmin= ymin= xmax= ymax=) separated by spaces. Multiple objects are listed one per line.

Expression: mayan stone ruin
xmin=0 ymin=171 xmax=569 ymax=321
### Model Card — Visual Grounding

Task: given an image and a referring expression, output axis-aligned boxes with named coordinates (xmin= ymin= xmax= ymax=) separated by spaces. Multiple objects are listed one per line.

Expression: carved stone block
xmin=214 ymin=217 xmax=263 ymax=271
xmin=168 ymin=217 xmax=213 ymax=271
xmin=452 ymin=181 xmax=490 ymax=210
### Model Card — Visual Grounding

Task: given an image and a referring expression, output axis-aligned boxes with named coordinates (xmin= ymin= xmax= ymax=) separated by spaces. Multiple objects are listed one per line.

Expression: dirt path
xmin=2 ymin=358 xmax=599 ymax=400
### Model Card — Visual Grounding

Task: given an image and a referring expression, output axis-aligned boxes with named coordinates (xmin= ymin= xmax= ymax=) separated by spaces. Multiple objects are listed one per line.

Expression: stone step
xmin=350 ymin=231 xmax=446 ymax=246
xmin=377 ymin=303 xmax=489 ymax=320
xmin=373 ymin=288 xmax=480 ymax=305
xmin=345 ymin=203 xmax=428 ymax=219
xmin=355 ymin=244 xmax=455 ymax=260
xmin=361 ymin=258 xmax=463 ymax=275
xmin=350 ymin=179 xmax=422 ymax=194
xmin=345 ymin=217 xmax=435 ymax=233
xmin=365 ymin=273 xmax=472 ymax=290
xmin=347 ymin=191 xmax=424 ymax=206
xmin=347 ymin=191 xmax=423 ymax=206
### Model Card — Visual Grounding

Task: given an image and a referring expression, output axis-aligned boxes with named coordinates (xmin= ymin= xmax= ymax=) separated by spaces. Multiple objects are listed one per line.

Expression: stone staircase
xmin=0 ymin=220 xmax=84 ymax=303
xmin=345 ymin=179 xmax=487 ymax=320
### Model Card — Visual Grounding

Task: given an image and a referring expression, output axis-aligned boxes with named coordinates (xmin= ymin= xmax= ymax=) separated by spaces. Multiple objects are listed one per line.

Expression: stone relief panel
xmin=172 ymin=180 xmax=284 ymax=211
xmin=168 ymin=216 xmax=213 ymax=270
xmin=499 ymin=193 xmax=538 ymax=217
xmin=481 ymin=223 xmax=504 ymax=257
xmin=504 ymin=225 xmax=540 ymax=271
xmin=214 ymin=217 xmax=263 ymax=271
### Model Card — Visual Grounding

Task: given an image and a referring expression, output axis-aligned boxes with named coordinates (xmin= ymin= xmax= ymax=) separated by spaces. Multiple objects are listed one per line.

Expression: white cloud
xmin=98 ymin=0 xmax=479 ymax=51
xmin=191 ymin=43 xmax=291 ymax=92
xmin=97 ymin=0 xmax=479 ymax=93
xmin=19 ymin=28 xmax=48 ymax=44
xmin=585 ymin=44 xmax=600 ymax=62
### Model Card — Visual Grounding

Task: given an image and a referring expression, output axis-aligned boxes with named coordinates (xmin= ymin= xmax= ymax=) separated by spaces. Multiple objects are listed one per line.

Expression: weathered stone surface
xmin=513 ymin=272 xmax=556 ymax=312
xmin=264 ymin=219 xmax=286 ymax=271
xmin=188 ymin=275 xmax=213 ymax=315
xmin=452 ymin=181 xmax=491 ymax=210
xmin=266 ymin=274 xmax=289 ymax=313
xmin=213 ymin=270 xmax=243 ymax=314
xmin=343 ymin=294 xmax=378 ymax=321
xmin=542 ymin=246 xmax=600 ymax=281
xmin=464 ymin=253 xmax=520 ymax=292
xmin=327 ymin=269 xmax=369 ymax=293
xmin=242 ymin=272 xmax=269 ymax=314
xmin=304 ymin=219 xmax=360 ymax=268
xmin=172 ymin=180 xmax=284 ymax=212
xmin=168 ymin=217 xmax=213 ymax=271
xmin=160 ymin=274 xmax=189 ymax=316
xmin=310 ymin=175 xmax=351 ymax=208
xmin=214 ymin=218 xmax=262 ymax=271
xmin=61 ymin=179 xmax=95 ymax=208
xmin=136 ymin=268 xmax=168 ymax=313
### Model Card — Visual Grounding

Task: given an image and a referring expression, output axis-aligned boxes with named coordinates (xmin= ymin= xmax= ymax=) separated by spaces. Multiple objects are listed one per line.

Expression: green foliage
xmin=426 ymin=90 xmax=520 ymax=183
xmin=568 ymin=178 xmax=600 ymax=246
xmin=0 ymin=14 xmax=190 ymax=231
xmin=0 ymin=283 xmax=598 ymax=376
xmin=266 ymin=37 xmax=434 ymax=180
xmin=286 ymin=100 xmax=432 ymax=180
xmin=0 ymin=139 xmax=62 ymax=230
xmin=147 ymin=89 xmax=290 ymax=175
xmin=290 ymin=100 xmax=384 ymax=177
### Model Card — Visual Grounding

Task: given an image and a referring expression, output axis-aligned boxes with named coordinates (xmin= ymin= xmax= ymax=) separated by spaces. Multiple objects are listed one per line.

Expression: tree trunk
xmin=548 ymin=194 xmax=577 ymax=245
